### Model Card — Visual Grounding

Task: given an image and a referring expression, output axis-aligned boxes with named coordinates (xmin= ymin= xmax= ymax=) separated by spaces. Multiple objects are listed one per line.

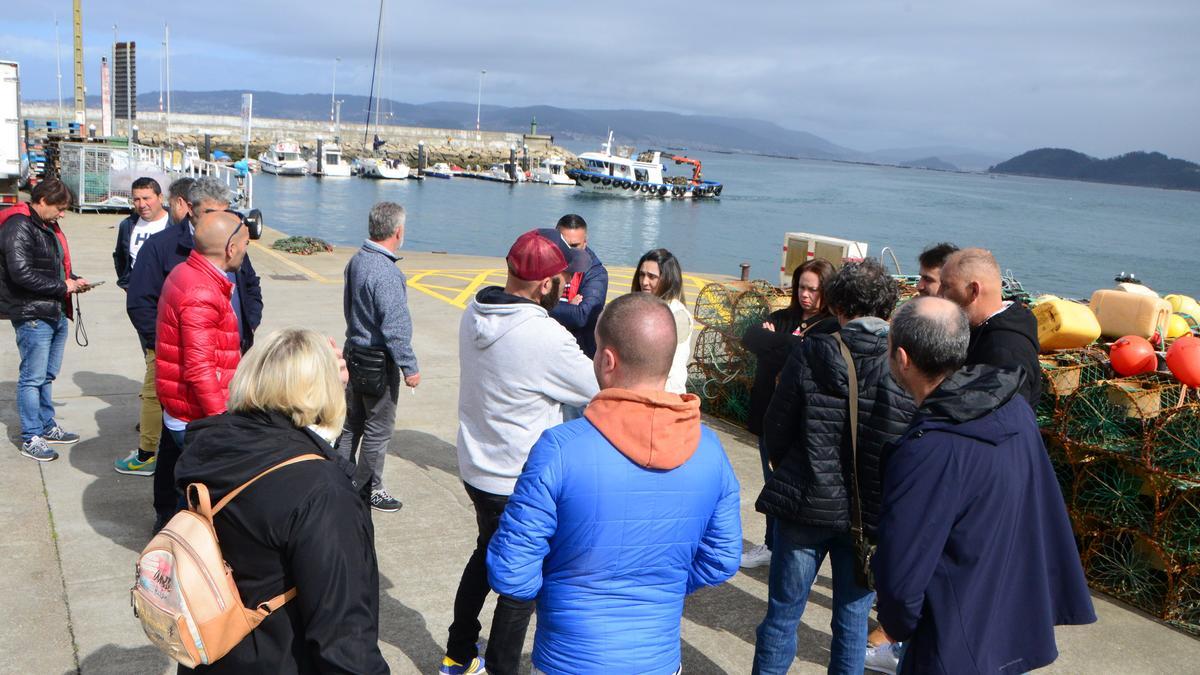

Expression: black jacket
xmin=125 ymin=217 xmax=263 ymax=352
xmin=741 ymin=309 xmax=839 ymax=436
xmin=112 ymin=214 xmax=136 ymax=289
xmin=0 ymin=209 xmax=71 ymax=322
xmin=549 ymin=246 xmax=608 ymax=358
xmin=966 ymin=302 xmax=1041 ymax=408
xmin=756 ymin=318 xmax=915 ymax=539
xmin=175 ymin=410 xmax=388 ymax=675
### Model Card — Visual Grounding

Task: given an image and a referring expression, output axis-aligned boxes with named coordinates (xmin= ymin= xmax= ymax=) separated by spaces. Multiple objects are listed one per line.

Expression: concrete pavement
xmin=0 ymin=210 xmax=1194 ymax=674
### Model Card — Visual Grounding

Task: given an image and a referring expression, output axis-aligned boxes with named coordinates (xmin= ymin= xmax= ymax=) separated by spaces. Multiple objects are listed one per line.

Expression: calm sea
xmin=250 ymin=147 xmax=1200 ymax=299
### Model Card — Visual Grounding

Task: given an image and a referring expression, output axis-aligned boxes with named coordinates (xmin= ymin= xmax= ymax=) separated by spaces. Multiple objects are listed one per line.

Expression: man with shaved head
xmin=152 ymin=208 xmax=251 ymax=525
xmin=875 ymin=297 xmax=1094 ymax=674
xmin=487 ymin=293 xmax=741 ymax=675
xmin=938 ymin=247 xmax=1041 ymax=406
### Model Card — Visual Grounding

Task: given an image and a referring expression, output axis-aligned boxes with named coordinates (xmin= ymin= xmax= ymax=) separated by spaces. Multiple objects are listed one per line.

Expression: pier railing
xmin=57 ymin=141 xmax=252 ymax=212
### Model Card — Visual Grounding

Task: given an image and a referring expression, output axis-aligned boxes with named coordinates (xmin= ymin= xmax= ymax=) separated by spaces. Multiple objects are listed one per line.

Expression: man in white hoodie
xmin=441 ymin=229 xmax=597 ymax=675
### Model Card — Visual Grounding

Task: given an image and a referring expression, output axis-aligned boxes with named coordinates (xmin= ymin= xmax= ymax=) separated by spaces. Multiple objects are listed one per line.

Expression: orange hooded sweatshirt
xmin=584 ymin=388 xmax=702 ymax=470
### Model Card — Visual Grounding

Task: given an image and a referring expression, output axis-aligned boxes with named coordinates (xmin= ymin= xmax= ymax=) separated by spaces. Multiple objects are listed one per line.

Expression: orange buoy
xmin=1166 ymin=335 xmax=1200 ymax=388
xmin=1110 ymin=335 xmax=1157 ymax=376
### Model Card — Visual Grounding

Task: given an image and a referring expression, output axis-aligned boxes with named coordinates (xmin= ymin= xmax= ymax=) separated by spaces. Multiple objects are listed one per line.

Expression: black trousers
xmin=446 ymin=482 xmax=535 ymax=675
xmin=152 ymin=426 xmax=185 ymax=529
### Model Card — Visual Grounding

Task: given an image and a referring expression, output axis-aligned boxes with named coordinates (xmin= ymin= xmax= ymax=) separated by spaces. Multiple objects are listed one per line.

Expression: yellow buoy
xmin=1167 ymin=313 xmax=1193 ymax=339
xmin=1165 ymin=294 xmax=1200 ymax=317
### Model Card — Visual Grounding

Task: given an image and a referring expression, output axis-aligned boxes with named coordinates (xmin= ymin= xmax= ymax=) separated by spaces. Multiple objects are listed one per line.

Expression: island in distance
xmin=989 ymin=148 xmax=1200 ymax=191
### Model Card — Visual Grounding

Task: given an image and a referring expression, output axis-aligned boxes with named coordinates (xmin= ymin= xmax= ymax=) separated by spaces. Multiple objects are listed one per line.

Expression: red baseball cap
xmin=507 ymin=229 xmax=590 ymax=281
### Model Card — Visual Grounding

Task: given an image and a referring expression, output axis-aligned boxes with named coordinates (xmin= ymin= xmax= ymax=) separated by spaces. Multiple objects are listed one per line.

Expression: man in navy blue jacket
xmin=548 ymin=214 xmax=608 ymax=358
xmin=124 ymin=176 xmax=263 ymax=531
xmin=875 ymin=297 xmax=1095 ymax=675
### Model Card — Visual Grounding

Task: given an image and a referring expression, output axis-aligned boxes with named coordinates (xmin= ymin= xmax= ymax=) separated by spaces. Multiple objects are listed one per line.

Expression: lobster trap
xmin=1061 ymin=375 xmax=1185 ymax=462
xmin=1082 ymin=529 xmax=1173 ymax=616
xmin=1036 ymin=348 xmax=1110 ymax=430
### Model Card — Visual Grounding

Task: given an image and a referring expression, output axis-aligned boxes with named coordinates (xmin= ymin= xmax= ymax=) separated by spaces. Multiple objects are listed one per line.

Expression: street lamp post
xmin=331 ymin=57 xmax=340 ymax=133
xmin=476 ymin=69 xmax=487 ymax=142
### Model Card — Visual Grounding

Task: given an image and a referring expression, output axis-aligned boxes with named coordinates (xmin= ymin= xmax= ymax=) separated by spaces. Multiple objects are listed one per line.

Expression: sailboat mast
xmin=363 ymin=0 xmax=384 ymax=146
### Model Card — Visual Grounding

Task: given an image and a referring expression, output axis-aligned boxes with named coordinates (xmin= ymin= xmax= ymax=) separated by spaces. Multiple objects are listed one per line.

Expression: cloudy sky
xmin=4 ymin=1 xmax=1198 ymax=160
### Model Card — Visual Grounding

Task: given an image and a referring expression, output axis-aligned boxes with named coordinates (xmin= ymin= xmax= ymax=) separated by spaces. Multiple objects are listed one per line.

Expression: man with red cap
xmin=440 ymin=229 xmax=597 ymax=675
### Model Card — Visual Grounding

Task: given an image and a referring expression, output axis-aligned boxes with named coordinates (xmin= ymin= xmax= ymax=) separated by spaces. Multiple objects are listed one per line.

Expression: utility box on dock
xmin=780 ymin=232 xmax=869 ymax=286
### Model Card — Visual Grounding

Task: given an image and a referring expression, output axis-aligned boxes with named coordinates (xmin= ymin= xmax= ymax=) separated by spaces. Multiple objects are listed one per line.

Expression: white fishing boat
xmin=308 ymin=142 xmax=352 ymax=177
xmin=566 ymin=131 xmax=722 ymax=198
xmin=531 ymin=157 xmax=573 ymax=185
xmin=259 ymin=141 xmax=308 ymax=176
xmin=359 ymin=156 xmax=410 ymax=180
xmin=424 ymin=162 xmax=454 ymax=179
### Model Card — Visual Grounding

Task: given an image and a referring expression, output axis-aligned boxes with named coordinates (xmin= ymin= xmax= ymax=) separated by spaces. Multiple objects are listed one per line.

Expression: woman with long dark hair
xmin=739 ymin=259 xmax=839 ymax=569
xmin=632 ymin=249 xmax=692 ymax=394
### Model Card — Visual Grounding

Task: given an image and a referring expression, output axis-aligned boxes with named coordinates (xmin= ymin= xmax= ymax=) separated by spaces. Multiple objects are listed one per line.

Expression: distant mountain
xmin=898 ymin=156 xmax=959 ymax=171
xmin=866 ymin=145 xmax=1005 ymax=172
xmin=989 ymin=148 xmax=1200 ymax=191
xmin=77 ymin=90 xmax=860 ymax=160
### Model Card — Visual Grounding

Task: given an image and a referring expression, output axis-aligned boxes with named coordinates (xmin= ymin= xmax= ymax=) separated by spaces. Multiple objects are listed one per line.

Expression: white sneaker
xmin=864 ymin=641 xmax=901 ymax=675
xmin=740 ymin=544 xmax=772 ymax=569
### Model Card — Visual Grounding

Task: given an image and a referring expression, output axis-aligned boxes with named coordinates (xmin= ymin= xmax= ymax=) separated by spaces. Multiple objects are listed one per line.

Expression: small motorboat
xmin=359 ymin=156 xmax=410 ymax=180
xmin=259 ymin=141 xmax=309 ymax=176
xmin=308 ymin=142 xmax=352 ymax=177
xmin=423 ymin=162 xmax=454 ymax=179
xmin=566 ymin=131 xmax=722 ymax=198
xmin=531 ymin=157 xmax=574 ymax=185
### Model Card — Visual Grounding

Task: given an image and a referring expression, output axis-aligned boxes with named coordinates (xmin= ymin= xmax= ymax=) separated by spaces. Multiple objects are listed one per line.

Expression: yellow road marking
xmin=251 ymin=242 xmax=338 ymax=284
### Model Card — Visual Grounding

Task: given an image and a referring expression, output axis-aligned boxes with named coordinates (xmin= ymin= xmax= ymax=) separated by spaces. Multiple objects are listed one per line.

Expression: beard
xmin=538 ymin=276 xmax=563 ymax=311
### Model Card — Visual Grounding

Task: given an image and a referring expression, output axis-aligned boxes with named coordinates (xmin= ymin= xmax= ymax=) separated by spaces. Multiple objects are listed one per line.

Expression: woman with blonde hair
xmin=174 ymin=328 xmax=388 ymax=674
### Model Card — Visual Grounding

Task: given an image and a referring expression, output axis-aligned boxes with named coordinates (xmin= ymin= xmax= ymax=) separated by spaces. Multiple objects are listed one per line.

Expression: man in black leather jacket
xmin=0 ymin=179 xmax=91 ymax=461
xmin=752 ymin=259 xmax=915 ymax=675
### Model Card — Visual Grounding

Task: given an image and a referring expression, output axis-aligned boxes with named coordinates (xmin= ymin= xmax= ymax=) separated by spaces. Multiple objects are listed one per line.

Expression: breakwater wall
xmin=21 ymin=104 xmax=576 ymax=169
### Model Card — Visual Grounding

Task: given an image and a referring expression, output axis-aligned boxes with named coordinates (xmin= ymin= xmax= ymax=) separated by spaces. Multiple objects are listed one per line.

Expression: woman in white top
xmin=633 ymin=249 xmax=693 ymax=394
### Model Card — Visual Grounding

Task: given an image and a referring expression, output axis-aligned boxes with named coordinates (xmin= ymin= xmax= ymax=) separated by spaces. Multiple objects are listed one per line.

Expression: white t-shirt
xmin=129 ymin=214 xmax=170 ymax=266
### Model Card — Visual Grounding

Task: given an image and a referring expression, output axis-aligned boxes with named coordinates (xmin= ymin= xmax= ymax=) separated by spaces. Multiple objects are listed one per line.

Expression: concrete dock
xmin=1 ymin=210 xmax=1194 ymax=674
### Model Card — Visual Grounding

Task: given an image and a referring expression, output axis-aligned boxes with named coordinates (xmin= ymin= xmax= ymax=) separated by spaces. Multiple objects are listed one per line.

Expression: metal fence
xmin=57 ymin=142 xmax=252 ymax=211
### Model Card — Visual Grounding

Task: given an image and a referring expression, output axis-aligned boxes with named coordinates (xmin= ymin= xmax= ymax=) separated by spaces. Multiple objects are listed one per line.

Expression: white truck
xmin=1 ymin=61 xmax=24 ymax=206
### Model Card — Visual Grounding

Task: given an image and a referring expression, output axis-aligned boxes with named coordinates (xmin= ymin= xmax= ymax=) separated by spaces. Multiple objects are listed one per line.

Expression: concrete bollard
xmin=204 ymin=134 xmax=212 ymax=162
xmin=316 ymin=138 xmax=324 ymax=175
xmin=508 ymin=146 xmax=517 ymax=181
xmin=131 ymin=125 xmax=139 ymax=144
xmin=740 ymin=263 xmax=751 ymax=281
xmin=418 ymin=141 xmax=426 ymax=176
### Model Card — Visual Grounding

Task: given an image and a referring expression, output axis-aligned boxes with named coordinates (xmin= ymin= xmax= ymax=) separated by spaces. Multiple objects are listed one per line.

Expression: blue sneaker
xmin=439 ymin=655 xmax=486 ymax=674
xmin=42 ymin=425 xmax=80 ymax=445
xmin=21 ymin=437 xmax=59 ymax=462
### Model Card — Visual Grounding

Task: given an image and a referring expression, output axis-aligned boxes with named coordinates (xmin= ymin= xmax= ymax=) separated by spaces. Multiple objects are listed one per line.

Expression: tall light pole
xmin=330 ymin=57 xmax=340 ymax=132
xmin=476 ymin=69 xmax=486 ymax=142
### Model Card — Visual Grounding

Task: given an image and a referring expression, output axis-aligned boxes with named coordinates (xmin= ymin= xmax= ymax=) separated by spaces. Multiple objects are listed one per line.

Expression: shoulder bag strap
xmin=833 ymin=333 xmax=864 ymax=537
xmin=211 ymin=453 xmax=325 ymax=517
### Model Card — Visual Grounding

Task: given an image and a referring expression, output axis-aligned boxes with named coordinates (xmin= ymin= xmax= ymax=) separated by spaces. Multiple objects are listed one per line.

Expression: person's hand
xmin=761 ymin=321 xmax=775 ymax=332
xmin=404 ymin=373 xmax=421 ymax=388
xmin=67 ymin=278 xmax=91 ymax=293
xmin=569 ymin=293 xmax=584 ymax=306
xmin=328 ymin=337 xmax=349 ymax=385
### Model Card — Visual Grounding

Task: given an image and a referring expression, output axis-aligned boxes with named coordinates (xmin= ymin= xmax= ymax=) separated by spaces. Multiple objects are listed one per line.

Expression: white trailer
xmin=0 ymin=61 xmax=21 ymax=206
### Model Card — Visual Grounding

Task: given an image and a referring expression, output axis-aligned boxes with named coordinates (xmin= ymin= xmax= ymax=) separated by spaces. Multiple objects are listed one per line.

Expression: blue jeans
xmin=12 ymin=316 xmax=69 ymax=442
xmin=752 ymin=522 xmax=875 ymax=675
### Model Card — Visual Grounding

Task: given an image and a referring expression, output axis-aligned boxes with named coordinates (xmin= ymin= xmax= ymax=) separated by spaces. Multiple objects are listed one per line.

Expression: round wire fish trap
xmin=1061 ymin=375 xmax=1182 ymax=462
xmin=693 ymin=327 xmax=748 ymax=383
xmin=1166 ymin=566 xmax=1200 ymax=637
xmin=716 ymin=377 xmax=753 ymax=427
xmin=694 ymin=282 xmax=741 ymax=333
xmin=730 ymin=281 xmax=785 ymax=338
xmin=1159 ymin=490 xmax=1200 ymax=566
xmin=1071 ymin=458 xmax=1156 ymax=534
xmin=1037 ymin=349 xmax=1110 ymax=430
xmin=1083 ymin=529 xmax=1172 ymax=616
xmin=1147 ymin=404 xmax=1200 ymax=481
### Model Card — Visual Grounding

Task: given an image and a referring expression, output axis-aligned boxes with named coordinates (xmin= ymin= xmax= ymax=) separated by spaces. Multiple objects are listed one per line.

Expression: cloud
xmin=5 ymin=0 xmax=1199 ymax=160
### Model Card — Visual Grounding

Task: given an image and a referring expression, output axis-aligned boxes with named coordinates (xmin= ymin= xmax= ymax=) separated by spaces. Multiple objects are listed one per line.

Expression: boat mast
xmin=54 ymin=14 xmax=64 ymax=127
xmin=363 ymin=0 xmax=384 ymax=146
xmin=164 ymin=23 xmax=171 ymax=148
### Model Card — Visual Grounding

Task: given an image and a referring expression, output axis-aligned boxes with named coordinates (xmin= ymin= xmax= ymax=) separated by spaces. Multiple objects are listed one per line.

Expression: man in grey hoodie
xmin=337 ymin=201 xmax=419 ymax=513
xmin=440 ymin=229 xmax=596 ymax=675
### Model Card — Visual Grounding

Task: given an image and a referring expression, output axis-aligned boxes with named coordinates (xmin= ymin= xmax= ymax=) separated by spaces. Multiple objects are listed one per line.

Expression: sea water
xmin=250 ymin=148 xmax=1200 ymax=298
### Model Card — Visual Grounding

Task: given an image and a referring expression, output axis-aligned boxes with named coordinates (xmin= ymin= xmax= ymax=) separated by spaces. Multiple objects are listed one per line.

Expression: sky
xmin=4 ymin=1 xmax=1198 ymax=161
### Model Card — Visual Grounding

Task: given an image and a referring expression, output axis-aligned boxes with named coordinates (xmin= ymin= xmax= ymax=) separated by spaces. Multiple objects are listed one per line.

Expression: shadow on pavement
xmin=71 ymin=370 xmax=153 ymax=553
xmin=378 ymin=572 xmax=444 ymax=670
xmin=389 ymin=428 xmax=459 ymax=475
xmin=74 ymin=642 xmax=169 ymax=674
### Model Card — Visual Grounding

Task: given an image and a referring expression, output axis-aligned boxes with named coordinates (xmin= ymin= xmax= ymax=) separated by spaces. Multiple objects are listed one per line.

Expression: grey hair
xmin=890 ymin=297 xmax=970 ymax=378
xmin=368 ymin=201 xmax=406 ymax=241
xmin=168 ymin=177 xmax=196 ymax=203
xmin=187 ymin=176 xmax=230 ymax=207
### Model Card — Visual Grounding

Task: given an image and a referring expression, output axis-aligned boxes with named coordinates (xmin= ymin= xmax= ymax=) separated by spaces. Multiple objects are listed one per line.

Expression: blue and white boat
xmin=565 ymin=131 xmax=722 ymax=199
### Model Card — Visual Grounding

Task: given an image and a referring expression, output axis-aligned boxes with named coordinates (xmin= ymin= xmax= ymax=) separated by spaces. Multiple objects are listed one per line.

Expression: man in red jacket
xmin=154 ymin=209 xmax=249 ymax=524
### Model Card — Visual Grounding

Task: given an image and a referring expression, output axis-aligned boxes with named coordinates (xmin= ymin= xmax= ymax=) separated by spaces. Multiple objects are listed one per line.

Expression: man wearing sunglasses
xmin=125 ymin=176 xmax=263 ymax=530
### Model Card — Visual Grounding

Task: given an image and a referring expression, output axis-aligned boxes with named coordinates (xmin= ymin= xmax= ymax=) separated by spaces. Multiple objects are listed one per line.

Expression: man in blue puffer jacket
xmin=488 ymin=293 xmax=742 ymax=675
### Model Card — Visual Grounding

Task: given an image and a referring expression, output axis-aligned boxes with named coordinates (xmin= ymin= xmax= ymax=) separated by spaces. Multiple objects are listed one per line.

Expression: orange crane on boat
xmin=666 ymin=154 xmax=704 ymax=184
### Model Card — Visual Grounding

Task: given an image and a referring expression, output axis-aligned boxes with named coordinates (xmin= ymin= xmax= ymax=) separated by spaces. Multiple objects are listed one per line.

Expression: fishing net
xmin=1147 ymin=405 xmax=1200 ymax=481
xmin=1083 ymin=529 xmax=1172 ymax=616
xmin=1037 ymin=349 xmax=1111 ymax=430
xmin=694 ymin=282 xmax=741 ymax=333
xmin=271 ymin=236 xmax=333 ymax=255
xmin=1159 ymin=491 xmax=1200 ymax=566
xmin=716 ymin=378 xmax=753 ymax=427
xmin=693 ymin=328 xmax=748 ymax=383
xmin=1167 ymin=566 xmax=1200 ymax=636
xmin=1072 ymin=458 xmax=1156 ymax=534
xmin=1061 ymin=375 xmax=1183 ymax=461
